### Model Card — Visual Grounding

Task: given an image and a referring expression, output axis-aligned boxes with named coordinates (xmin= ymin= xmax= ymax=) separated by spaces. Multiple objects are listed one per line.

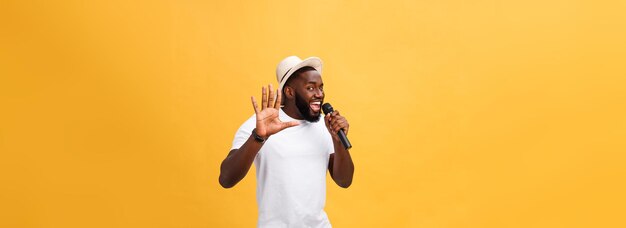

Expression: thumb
xmin=324 ymin=115 xmax=332 ymax=130
xmin=280 ymin=121 xmax=300 ymax=130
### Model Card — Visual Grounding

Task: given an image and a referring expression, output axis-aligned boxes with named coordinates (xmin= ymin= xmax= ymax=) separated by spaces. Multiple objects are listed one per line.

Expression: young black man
xmin=219 ymin=56 xmax=355 ymax=227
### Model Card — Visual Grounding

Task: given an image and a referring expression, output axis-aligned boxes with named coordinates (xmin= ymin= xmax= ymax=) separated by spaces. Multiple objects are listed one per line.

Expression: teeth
xmin=311 ymin=101 xmax=321 ymax=105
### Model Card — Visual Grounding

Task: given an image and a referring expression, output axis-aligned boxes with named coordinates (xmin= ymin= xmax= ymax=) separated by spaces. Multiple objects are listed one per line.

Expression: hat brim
xmin=278 ymin=57 xmax=323 ymax=91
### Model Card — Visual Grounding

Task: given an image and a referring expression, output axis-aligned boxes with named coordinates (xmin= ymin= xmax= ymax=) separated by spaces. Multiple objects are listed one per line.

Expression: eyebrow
xmin=305 ymin=81 xmax=323 ymax=85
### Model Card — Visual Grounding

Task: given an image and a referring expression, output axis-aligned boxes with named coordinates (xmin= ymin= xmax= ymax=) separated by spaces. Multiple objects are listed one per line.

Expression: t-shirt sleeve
xmin=328 ymin=136 xmax=335 ymax=154
xmin=324 ymin=125 xmax=335 ymax=155
xmin=230 ymin=114 xmax=257 ymax=150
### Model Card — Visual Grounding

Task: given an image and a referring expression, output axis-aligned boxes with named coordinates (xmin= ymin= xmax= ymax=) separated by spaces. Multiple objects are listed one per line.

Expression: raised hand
xmin=251 ymin=84 xmax=300 ymax=138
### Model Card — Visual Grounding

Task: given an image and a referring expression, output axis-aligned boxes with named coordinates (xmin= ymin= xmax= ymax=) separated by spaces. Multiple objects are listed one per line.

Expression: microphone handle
xmin=337 ymin=129 xmax=352 ymax=150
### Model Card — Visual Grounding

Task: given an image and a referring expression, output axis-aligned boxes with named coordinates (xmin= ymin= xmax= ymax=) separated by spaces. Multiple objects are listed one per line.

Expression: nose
xmin=314 ymin=88 xmax=324 ymax=98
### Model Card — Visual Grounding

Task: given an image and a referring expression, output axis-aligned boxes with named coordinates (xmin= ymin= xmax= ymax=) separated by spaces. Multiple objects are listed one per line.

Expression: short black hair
xmin=283 ymin=66 xmax=317 ymax=94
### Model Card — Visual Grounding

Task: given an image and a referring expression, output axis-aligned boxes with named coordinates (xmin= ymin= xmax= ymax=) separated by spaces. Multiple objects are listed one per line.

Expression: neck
xmin=281 ymin=103 xmax=304 ymax=120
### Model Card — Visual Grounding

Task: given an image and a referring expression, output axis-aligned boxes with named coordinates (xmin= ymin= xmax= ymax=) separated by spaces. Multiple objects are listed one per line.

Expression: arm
xmin=219 ymin=84 xmax=299 ymax=188
xmin=325 ymin=110 xmax=354 ymax=188
xmin=218 ymin=132 xmax=263 ymax=188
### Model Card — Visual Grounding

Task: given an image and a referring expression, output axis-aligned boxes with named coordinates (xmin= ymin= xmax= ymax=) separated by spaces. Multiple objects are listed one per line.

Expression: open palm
xmin=251 ymin=84 xmax=299 ymax=138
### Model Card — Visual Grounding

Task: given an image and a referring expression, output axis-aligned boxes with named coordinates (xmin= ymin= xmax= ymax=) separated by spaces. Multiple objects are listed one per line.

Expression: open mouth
xmin=309 ymin=101 xmax=321 ymax=113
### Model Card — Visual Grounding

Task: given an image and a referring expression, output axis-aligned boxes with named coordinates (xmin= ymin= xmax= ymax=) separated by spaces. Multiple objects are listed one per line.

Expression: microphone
xmin=322 ymin=103 xmax=352 ymax=150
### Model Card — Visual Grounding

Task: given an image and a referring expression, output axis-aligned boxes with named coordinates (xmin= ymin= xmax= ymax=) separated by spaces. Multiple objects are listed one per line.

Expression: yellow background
xmin=1 ymin=0 xmax=625 ymax=227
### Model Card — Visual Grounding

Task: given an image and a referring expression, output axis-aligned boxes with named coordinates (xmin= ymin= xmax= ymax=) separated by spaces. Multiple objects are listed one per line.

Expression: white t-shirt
xmin=231 ymin=108 xmax=335 ymax=228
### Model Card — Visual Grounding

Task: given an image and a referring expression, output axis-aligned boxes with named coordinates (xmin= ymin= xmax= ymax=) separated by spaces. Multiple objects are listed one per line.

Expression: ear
xmin=284 ymin=86 xmax=295 ymax=99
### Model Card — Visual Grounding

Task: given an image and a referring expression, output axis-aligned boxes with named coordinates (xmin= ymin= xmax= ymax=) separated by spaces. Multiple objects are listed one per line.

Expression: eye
xmin=307 ymin=87 xmax=314 ymax=91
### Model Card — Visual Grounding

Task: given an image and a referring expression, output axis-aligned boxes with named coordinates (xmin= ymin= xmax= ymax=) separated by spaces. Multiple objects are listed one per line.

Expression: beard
xmin=295 ymin=92 xmax=321 ymax=122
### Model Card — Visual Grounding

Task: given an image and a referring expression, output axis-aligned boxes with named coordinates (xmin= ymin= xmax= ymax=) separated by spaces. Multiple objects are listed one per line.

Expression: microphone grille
xmin=322 ymin=103 xmax=333 ymax=115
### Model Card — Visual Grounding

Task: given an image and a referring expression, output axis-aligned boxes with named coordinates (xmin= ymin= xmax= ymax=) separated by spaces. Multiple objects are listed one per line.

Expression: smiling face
xmin=283 ymin=67 xmax=324 ymax=122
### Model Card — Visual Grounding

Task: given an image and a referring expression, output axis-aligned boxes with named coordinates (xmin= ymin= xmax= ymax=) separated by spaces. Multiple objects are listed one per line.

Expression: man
xmin=219 ymin=56 xmax=355 ymax=227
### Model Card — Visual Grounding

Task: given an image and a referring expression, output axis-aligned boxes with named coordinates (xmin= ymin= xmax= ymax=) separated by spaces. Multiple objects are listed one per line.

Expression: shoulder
xmin=236 ymin=114 xmax=256 ymax=133
xmin=314 ymin=119 xmax=335 ymax=154
xmin=230 ymin=114 xmax=256 ymax=150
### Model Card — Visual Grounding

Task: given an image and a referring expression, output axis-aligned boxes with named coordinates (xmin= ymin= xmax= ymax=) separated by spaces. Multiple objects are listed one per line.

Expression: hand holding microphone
xmin=322 ymin=103 xmax=352 ymax=150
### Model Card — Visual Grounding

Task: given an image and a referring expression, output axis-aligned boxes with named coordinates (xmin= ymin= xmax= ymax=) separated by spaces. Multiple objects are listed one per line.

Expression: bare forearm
xmin=331 ymin=141 xmax=354 ymax=188
xmin=219 ymin=135 xmax=262 ymax=188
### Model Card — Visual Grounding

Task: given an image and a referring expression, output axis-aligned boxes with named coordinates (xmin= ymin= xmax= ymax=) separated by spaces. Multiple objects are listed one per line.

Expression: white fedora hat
xmin=276 ymin=56 xmax=323 ymax=92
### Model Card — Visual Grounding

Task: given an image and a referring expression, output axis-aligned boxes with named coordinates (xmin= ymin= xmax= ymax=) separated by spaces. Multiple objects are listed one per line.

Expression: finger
xmin=331 ymin=118 xmax=344 ymax=127
xmin=275 ymin=87 xmax=282 ymax=109
xmin=330 ymin=120 xmax=338 ymax=129
xmin=333 ymin=123 xmax=346 ymax=133
xmin=268 ymin=84 xmax=275 ymax=109
xmin=332 ymin=120 xmax=347 ymax=131
xmin=251 ymin=96 xmax=259 ymax=114
xmin=330 ymin=111 xmax=346 ymax=131
xmin=326 ymin=114 xmax=334 ymax=126
xmin=337 ymin=112 xmax=348 ymax=134
xmin=330 ymin=116 xmax=342 ymax=126
xmin=261 ymin=86 xmax=267 ymax=110
xmin=333 ymin=124 xmax=341 ymax=133
xmin=331 ymin=121 xmax=340 ymax=129
xmin=325 ymin=115 xmax=332 ymax=131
